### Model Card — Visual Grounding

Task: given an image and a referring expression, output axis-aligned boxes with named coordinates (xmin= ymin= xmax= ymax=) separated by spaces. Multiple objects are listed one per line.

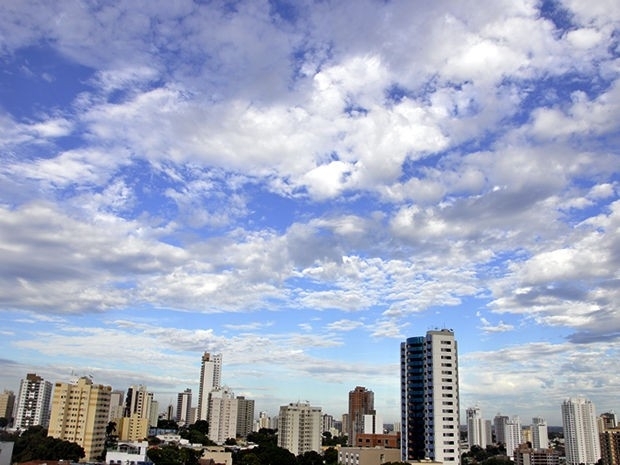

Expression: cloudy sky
xmin=1 ymin=0 xmax=619 ymax=426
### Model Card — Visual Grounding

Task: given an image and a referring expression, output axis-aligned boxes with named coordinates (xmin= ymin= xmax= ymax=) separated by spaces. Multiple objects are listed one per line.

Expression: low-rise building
xmin=106 ymin=441 xmax=152 ymax=465
xmin=355 ymin=432 xmax=399 ymax=448
xmin=338 ymin=446 xmax=401 ymax=465
xmin=514 ymin=445 xmax=560 ymax=465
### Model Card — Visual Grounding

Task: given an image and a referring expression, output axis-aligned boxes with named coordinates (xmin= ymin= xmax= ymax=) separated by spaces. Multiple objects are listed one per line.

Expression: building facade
xmin=278 ymin=401 xmax=322 ymax=456
xmin=600 ymin=427 xmax=620 ymax=465
xmin=562 ymin=397 xmax=601 ymax=465
xmin=14 ymin=373 xmax=53 ymax=429
xmin=236 ymin=396 xmax=255 ymax=439
xmin=338 ymin=446 xmax=401 ymax=465
xmin=197 ymin=352 xmax=222 ymax=421
xmin=208 ymin=387 xmax=237 ymax=444
xmin=0 ymin=390 xmax=15 ymax=425
xmin=531 ymin=417 xmax=549 ymax=450
xmin=400 ymin=329 xmax=460 ymax=464
xmin=176 ymin=388 xmax=192 ymax=426
xmin=48 ymin=377 xmax=112 ymax=462
xmin=348 ymin=386 xmax=375 ymax=446
xmin=467 ymin=407 xmax=487 ymax=448
xmin=504 ymin=416 xmax=523 ymax=457
xmin=514 ymin=445 xmax=560 ymax=465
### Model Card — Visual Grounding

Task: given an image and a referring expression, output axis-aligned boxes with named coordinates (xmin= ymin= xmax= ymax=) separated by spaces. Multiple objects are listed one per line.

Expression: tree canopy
xmin=0 ymin=425 xmax=85 ymax=462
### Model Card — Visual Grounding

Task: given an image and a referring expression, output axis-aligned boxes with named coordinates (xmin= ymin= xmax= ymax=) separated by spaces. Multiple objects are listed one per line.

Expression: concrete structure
xmin=400 ymin=329 xmax=460 ymax=464
xmin=355 ymin=432 xmax=399 ymax=448
xmin=109 ymin=390 xmax=125 ymax=422
xmin=514 ymin=445 xmax=560 ymax=465
xmin=48 ymin=376 xmax=112 ymax=462
xmin=531 ymin=417 xmax=549 ymax=449
xmin=348 ymin=386 xmax=375 ymax=446
xmin=177 ymin=388 xmax=192 ymax=426
xmin=118 ymin=413 xmax=150 ymax=442
xmin=485 ymin=420 xmax=493 ymax=446
xmin=504 ymin=416 xmax=523 ymax=457
xmin=207 ymin=387 xmax=237 ymax=444
xmin=0 ymin=442 xmax=14 ymax=465
xmin=149 ymin=400 xmax=159 ymax=428
xmin=467 ymin=407 xmax=487 ymax=448
xmin=236 ymin=396 xmax=255 ymax=439
xmin=562 ymin=397 xmax=601 ymax=465
xmin=338 ymin=446 xmax=401 ymax=465
xmin=278 ymin=401 xmax=322 ymax=456
xmin=600 ymin=427 xmax=620 ymax=465
xmin=201 ymin=446 xmax=233 ymax=465
xmin=124 ymin=385 xmax=152 ymax=420
xmin=197 ymin=352 xmax=222 ymax=421
xmin=14 ymin=373 xmax=53 ymax=429
xmin=494 ymin=414 xmax=509 ymax=445
xmin=105 ymin=441 xmax=151 ymax=465
xmin=601 ymin=413 xmax=618 ymax=432
xmin=0 ymin=391 xmax=15 ymax=425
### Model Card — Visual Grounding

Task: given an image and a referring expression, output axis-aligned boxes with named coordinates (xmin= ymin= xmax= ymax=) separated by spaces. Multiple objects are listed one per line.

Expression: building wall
xmin=197 ymin=352 xmax=222 ymax=421
xmin=14 ymin=373 xmax=53 ymax=429
xmin=355 ymin=433 xmax=399 ymax=448
xmin=236 ymin=396 xmax=255 ymax=439
xmin=600 ymin=428 xmax=620 ymax=465
xmin=401 ymin=329 xmax=459 ymax=464
xmin=338 ymin=446 xmax=401 ymax=465
xmin=531 ymin=418 xmax=549 ymax=449
xmin=562 ymin=398 xmax=601 ymax=465
xmin=177 ymin=389 xmax=192 ymax=426
xmin=348 ymin=386 xmax=375 ymax=446
xmin=48 ymin=377 xmax=112 ymax=462
xmin=278 ymin=402 xmax=322 ymax=456
xmin=118 ymin=414 xmax=150 ymax=442
xmin=514 ymin=446 xmax=560 ymax=465
xmin=105 ymin=441 xmax=150 ymax=465
xmin=0 ymin=391 xmax=15 ymax=424
xmin=208 ymin=387 xmax=237 ymax=444
xmin=467 ymin=407 xmax=487 ymax=448
xmin=504 ymin=417 xmax=523 ymax=457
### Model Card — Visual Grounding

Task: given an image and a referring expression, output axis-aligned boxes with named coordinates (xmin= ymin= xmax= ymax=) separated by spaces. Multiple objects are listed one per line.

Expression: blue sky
xmin=1 ymin=0 xmax=619 ymax=426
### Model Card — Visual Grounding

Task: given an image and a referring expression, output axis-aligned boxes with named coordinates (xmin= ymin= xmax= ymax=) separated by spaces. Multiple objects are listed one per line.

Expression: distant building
xmin=348 ymin=386 xmax=375 ymax=446
xmin=338 ymin=446 xmax=401 ymax=465
xmin=600 ymin=413 xmax=618 ymax=432
xmin=197 ymin=352 xmax=222 ymax=421
xmin=494 ymin=414 xmax=509 ymax=445
xmin=48 ymin=376 xmax=112 ymax=462
xmin=467 ymin=407 xmax=487 ymax=448
xmin=149 ymin=400 xmax=159 ymax=428
xmin=401 ymin=329 xmax=460 ymax=464
xmin=531 ymin=417 xmax=549 ymax=449
xmin=322 ymin=414 xmax=334 ymax=432
xmin=504 ymin=416 xmax=523 ymax=457
xmin=14 ymin=373 xmax=53 ymax=429
xmin=355 ymin=432 xmax=399 ymax=448
xmin=236 ymin=396 xmax=255 ymax=439
xmin=118 ymin=413 xmax=150 ymax=442
xmin=208 ymin=387 xmax=237 ymax=444
xmin=600 ymin=427 xmax=620 ymax=465
xmin=278 ymin=401 xmax=322 ymax=456
xmin=109 ymin=390 xmax=125 ymax=422
xmin=124 ymin=385 xmax=152 ymax=420
xmin=562 ymin=397 xmax=601 ymax=465
xmin=105 ymin=441 xmax=152 ymax=465
xmin=0 ymin=390 xmax=15 ymax=425
xmin=176 ymin=388 xmax=192 ymax=426
xmin=201 ymin=446 xmax=233 ymax=465
xmin=514 ymin=445 xmax=560 ymax=465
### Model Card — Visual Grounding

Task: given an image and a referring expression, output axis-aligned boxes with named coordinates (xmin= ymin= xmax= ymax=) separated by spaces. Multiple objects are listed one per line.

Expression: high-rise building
xmin=531 ymin=417 xmax=549 ymax=449
xmin=600 ymin=413 xmax=618 ymax=432
xmin=149 ymin=400 xmax=159 ymax=427
xmin=0 ymin=390 xmax=15 ymax=425
xmin=504 ymin=416 xmax=523 ymax=457
xmin=14 ymin=373 xmax=53 ymax=429
xmin=124 ymin=385 xmax=152 ymax=420
xmin=48 ymin=377 xmax=111 ymax=462
xmin=108 ymin=390 xmax=125 ymax=422
xmin=197 ymin=352 xmax=222 ymax=421
xmin=278 ymin=401 xmax=322 ymax=456
xmin=467 ymin=407 xmax=487 ymax=448
xmin=177 ymin=388 xmax=192 ymax=426
xmin=600 ymin=427 xmax=620 ymax=465
xmin=562 ymin=397 xmax=601 ymax=465
xmin=208 ymin=387 xmax=237 ymax=444
xmin=348 ymin=386 xmax=375 ymax=446
xmin=236 ymin=396 xmax=255 ymax=439
xmin=494 ymin=414 xmax=509 ymax=444
xmin=400 ymin=329 xmax=460 ymax=464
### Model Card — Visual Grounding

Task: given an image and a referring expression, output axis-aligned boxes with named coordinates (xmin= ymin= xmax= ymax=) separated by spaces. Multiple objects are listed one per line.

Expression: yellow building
xmin=48 ymin=377 xmax=111 ymax=462
xmin=117 ymin=413 xmax=150 ymax=442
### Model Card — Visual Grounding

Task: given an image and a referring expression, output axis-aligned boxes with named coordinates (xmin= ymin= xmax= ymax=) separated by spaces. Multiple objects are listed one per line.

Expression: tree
xmin=147 ymin=445 xmax=202 ymax=465
xmin=10 ymin=426 xmax=85 ymax=462
xmin=297 ymin=450 xmax=323 ymax=465
xmin=324 ymin=447 xmax=338 ymax=465
xmin=0 ymin=417 xmax=8 ymax=428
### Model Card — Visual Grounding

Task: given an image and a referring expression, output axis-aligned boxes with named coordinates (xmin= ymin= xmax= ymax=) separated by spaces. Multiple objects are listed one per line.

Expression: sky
xmin=0 ymin=0 xmax=619 ymax=427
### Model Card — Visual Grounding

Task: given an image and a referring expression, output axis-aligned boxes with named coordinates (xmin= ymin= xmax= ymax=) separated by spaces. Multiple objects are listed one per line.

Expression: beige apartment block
xmin=48 ymin=377 xmax=112 ymax=462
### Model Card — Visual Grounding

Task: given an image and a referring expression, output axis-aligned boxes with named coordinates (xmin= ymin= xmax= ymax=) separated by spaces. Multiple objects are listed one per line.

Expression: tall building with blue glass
xmin=401 ymin=329 xmax=460 ymax=464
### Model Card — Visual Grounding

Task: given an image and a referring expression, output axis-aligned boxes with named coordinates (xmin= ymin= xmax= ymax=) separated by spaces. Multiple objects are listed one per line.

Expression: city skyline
xmin=1 ymin=0 xmax=620 ymax=426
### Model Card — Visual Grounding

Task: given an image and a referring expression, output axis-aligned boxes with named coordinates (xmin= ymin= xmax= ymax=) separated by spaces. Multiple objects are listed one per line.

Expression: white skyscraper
xmin=176 ymin=388 xmax=192 ymax=426
xmin=14 ymin=373 xmax=53 ymax=429
xmin=207 ymin=387 xmax=237 ymax=444
xmin=278 ymin=401 xmax=322 ymax=456
xmin=197 ymin=352 xmax=222 ymax=421
xmin=531 ymin=417 xmax=549 ymax=449
xmin=562 ymin=398 xmax=601 ymax=465
xmin=401 ymin=329 xmax=460 ymax=464
xmin=467 ymin=407 xmax=487 ymax=448
xmin=504 ymin=416 xmax=523 ymax=457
